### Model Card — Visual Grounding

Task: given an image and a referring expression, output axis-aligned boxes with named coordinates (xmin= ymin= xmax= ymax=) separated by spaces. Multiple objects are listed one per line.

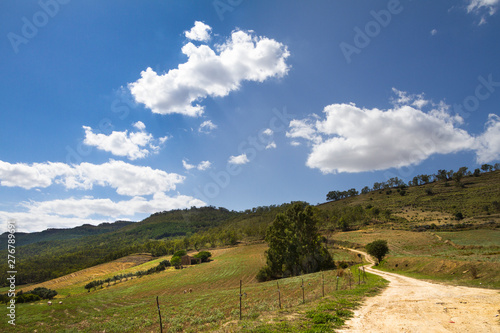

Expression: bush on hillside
xmin=193 ymin=251 xmax=212 ymax=262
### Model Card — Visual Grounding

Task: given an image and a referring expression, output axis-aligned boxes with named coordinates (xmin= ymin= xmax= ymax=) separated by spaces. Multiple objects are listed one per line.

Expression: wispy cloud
xmin=182 ymin=159 xmax=212 ymax=171
xmin=199 ymin=120 xmax=217 ymax=134
xmin=466 ymin=0 xmax=499 ymax=24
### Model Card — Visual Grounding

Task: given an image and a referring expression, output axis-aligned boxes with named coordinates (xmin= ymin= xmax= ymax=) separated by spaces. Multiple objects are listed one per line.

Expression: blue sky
xmin=1 ymin=0 xmax=499 ymax=232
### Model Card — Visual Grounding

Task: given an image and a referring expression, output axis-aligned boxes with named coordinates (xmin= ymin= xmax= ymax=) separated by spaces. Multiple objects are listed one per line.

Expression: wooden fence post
xmin=277 ymin=281 xmax=281 ymax=309
xmin=322 ymin=273 xmax=325 ymax=297
xmin=239 ymin=280 xmax=242 ymax=320
xmin=301 ymin=279 xmax=305 ymax=304
xmin=156 ymin=296 xmax=163 ymax=333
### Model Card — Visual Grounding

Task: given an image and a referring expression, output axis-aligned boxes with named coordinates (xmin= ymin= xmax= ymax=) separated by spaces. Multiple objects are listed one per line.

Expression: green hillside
xmin=2 ymin=170 xmax=499 ymax=288
xmin=318 ymin=169 xmax=500 ymax=229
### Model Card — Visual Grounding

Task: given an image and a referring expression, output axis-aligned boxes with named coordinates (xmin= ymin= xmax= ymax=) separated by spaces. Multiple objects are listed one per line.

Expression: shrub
xmin=193 ymin=251 xmax=212 ymax=262
xmin=337 ymin=261 xmax=349 ymax=269
xmin=256 ymin=266 xmax=274 ymax=282
xmin=170 ymin=255 xmax=182 ymax=268
xmin=173 ymin=250 xmax=187 ymax=257
xmin=454 ymin=212 xmax=464 ymax=220
xmin=16 ymin=293 xmax=42 ymax=303
xmin=30 ymin=287 xmax=57 ymax=300
xmin=159 ymin=260 xmax=171 ymax=268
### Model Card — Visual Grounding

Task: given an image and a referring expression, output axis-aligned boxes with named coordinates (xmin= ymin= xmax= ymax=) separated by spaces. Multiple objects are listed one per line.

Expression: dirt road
xmin=338 ymin=249 xmax=500 ymax=333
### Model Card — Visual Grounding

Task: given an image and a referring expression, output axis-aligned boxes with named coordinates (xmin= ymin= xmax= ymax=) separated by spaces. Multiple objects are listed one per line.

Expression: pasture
xmin=1 ymin=244 xmax=386 ymax=332
xmin=330 ymin=228 xmax=500 ymax=288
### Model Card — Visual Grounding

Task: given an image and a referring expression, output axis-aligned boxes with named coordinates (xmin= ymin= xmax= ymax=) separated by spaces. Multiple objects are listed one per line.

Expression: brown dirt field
xmin=339 ymin=249 xmax=500 ymax=333
xmin=21 ymin=253 xmax=153 ymax=292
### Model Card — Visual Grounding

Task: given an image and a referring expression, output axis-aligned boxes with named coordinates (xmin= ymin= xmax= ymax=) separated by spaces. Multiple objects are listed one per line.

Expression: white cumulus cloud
xmin=184 ymin=21 xmax=212 ymax=41
xmin=287 ymin=91 xmax=500 ymax=174
xmin=0 ymin=159 xmax=186 ymax=197
xmin=83 ymin=122 xmax=168 ymax=160
xmin=475 ymin=114 xmax=500 ymax=164
xmin=228 ymin=154 xmax=250 ymax=165
xmin=0 ymin=161 xmax=71 ymax=189
xmin=128 ymin=24 xmax=290 ymax=116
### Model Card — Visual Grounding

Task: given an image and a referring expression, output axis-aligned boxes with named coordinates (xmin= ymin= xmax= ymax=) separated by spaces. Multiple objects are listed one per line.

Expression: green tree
xmin=337 ymin=217 xmax=350 ymax=231
xmin=170 ymin=256 xmax=182 ymax=268
xmin=361 ymin=186 xmax=371 ymax=194
xmin=365 ymin=240 xmax=389 ymax=265
xmin=481 ymin=164 xmax=493 ymax=172
xmin=259 ymin=203 xmax=334 ymax=280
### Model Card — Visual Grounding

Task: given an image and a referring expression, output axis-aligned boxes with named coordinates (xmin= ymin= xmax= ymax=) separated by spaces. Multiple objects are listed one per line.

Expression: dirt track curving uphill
xmin=338 ymin=249 xmax=500 ymax=333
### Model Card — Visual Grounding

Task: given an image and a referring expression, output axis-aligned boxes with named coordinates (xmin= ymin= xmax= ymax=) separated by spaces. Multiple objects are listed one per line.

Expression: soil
xmin=338 ymin=249 xmax=500 ymax=333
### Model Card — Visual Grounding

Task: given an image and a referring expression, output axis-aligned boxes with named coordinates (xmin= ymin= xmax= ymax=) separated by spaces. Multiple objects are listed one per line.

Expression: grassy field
xmin=330 ymin=228 xmax=500 ymax=289
xmin=1 ymin=244 xmax=387 ymax=332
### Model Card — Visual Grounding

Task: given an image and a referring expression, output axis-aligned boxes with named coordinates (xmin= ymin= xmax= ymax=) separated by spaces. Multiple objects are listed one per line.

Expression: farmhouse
xmin=181 ymin=255 xmax=201 ymax=266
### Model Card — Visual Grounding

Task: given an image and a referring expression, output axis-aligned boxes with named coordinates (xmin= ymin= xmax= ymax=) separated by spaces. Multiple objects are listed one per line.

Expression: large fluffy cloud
xmin=288 ymin=92 xmax=499 ymax=174
xmin=0 ymin=159 xmax=185 ymax=196
xmin=0 ymin=161 xmax=71 ymax=189
xmin=128 ymin=23 xmax=290 ymax=116
xmin=83 ymin=122 xmax=169 ymax=160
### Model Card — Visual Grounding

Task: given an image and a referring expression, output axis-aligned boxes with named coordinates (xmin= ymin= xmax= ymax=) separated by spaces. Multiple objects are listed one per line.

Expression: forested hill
xmin=0 ymin=205 xmax=282 ymax=286
xmin=1 ymin=220 xmax=133 ymax=247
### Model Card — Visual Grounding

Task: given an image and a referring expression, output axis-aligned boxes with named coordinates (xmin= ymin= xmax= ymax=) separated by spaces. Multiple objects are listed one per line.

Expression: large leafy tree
xmin=259 ymin=203 xmax=334 ymax=281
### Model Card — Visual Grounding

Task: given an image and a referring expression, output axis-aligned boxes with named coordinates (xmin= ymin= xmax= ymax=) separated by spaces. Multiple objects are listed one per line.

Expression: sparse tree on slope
xmin=366 ymin=240 xmax=389 ymax=265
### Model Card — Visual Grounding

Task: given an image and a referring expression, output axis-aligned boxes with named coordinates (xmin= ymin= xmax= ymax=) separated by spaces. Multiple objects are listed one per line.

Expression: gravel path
xmin=338 ymin=248 xmax=500 ymax=333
